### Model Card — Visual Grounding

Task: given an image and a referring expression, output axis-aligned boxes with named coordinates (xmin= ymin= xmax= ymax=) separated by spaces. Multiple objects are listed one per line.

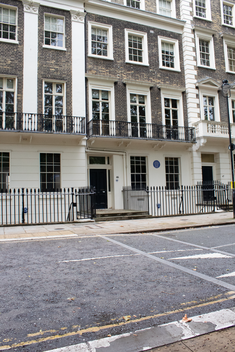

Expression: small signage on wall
xmin=153 ymin=160 xmax=160 ymax=169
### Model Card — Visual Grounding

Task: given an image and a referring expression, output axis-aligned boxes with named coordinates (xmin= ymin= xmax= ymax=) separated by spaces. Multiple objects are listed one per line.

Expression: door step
xmin=95 ymin=210 xmax=150 ymax=222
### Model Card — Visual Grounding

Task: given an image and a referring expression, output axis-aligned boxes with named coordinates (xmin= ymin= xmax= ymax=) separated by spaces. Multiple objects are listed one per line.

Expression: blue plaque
xmin=24 ymin=207 xmax=28 ymax=214
xmin=153 ymin=160 xmax=160 ymax=169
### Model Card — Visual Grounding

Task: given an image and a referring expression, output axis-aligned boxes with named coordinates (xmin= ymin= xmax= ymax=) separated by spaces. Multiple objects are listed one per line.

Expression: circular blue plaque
xmin=153 ymin=160 xmax=160 ymax=169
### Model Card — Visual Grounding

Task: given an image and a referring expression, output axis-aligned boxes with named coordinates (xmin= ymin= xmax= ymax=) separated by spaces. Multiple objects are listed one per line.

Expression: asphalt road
xmin=1 ymin=224 xmax=235 ymax=352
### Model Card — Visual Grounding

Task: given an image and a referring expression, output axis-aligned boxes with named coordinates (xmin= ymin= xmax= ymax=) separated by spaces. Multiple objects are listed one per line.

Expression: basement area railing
xmin=0 ymin=187 xmax=96 ymax=226
xmin=123 ymin=183 xmax=231 ymax=216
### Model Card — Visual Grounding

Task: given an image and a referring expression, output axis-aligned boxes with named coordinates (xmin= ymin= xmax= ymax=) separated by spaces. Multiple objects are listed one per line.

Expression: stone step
xmin=95 ymin=214 xmax=151 ymax=222
xmin=94 ymin=210 xmax=150 ymax=222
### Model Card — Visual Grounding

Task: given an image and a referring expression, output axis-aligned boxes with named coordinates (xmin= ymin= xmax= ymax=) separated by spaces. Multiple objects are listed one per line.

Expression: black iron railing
xmin=0 ymin=187 xmax=96 ymax=225
xmin=123 ymin=183 xmax=230 ymax=216
xmin=87 ymin=119 xmax=196 ymax=142
xmin=148 ymin=184 xmax=230 ymax=216
xmin=0 ymin=112 xmax=86 ymax=134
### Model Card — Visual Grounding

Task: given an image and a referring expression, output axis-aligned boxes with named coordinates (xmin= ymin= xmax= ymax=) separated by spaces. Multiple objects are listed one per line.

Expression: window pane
xmin=92 ymin=89 xmax=99 ymax=100
xmin=44 ymin=82 xmax=52 ymax=94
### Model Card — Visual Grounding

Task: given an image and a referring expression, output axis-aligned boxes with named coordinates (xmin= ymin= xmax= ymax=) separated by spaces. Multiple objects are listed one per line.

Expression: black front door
xmin=90 ymin=169 xmax=107 ymax=209
xmin=202 ymin=166 xmax=214 ymax=201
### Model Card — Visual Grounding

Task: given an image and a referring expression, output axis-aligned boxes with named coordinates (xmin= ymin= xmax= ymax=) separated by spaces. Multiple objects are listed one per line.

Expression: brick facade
xmin=86 ymin=13 xmax=187 ymax=125
xmin=37 ymin=5 xmax=72 ymax=115
xmin=192 ymin=0 xmax=235 ymax=123
xmin=0 ymin=0 xmax=24 ymax=112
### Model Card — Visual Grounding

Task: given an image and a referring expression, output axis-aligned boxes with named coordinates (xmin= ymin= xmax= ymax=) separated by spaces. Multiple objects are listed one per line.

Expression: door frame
xmin=87 ymin=154 xmax=113 ymax=209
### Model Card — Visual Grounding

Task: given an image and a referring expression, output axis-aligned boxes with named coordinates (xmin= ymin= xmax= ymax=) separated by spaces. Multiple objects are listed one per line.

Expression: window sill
xmin=88 ymin=54 xmax=114 ymax=61
xmin=222 ymin=23 xmax=235 ymax=28
xmin=0 ymin=39 xmax=19 ymax=44
xmin=226 ymin=69 xmax=235 ymax=74
xmin=125 ymin=61 xmax=149 ymax=66
xmin=42 ymin=45 xmax=67 ymax=51
xmin=197 ymin=65 xmax=216 ymax=70
xmin=193 ymin=16 xmax=212 ymax=22
xmin=159 ymin=66 xmax=181 ymax=72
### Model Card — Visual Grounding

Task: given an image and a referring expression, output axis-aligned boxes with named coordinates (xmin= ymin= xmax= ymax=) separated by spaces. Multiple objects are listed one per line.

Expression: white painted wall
xmin=23 ymin=3 xmax=39 ymax=113
xmin=4 ymin=141 xmax=86 ymax=189
xmin=112 ymin=154 xmax=124 ymax=209
xmin=71 ymin=12 xmax=86 ymax=117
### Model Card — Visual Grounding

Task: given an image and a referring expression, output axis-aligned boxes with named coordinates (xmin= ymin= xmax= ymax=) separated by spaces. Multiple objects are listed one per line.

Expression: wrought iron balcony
xmin=0 ymin=112 xmax=86 ymax=134
xmin=87 ymin=119 xmax=196 ymax=143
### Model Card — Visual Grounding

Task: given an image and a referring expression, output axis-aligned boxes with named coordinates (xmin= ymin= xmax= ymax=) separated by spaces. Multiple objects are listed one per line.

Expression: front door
xmin=90 ymin=169 xmax=107 ymax=209
xmin=202 ymin=166 xmax=214 ymax=201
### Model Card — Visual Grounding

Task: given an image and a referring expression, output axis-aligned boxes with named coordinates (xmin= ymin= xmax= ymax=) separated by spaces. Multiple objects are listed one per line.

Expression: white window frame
xmin=126 ymin=84 xmax=151 ymax=137
xmin=40 ymin=153 xmax=61 ymax=192
xmin=229 ymin=89 xmax=235 ymax=123
xmin=0 ymin=151 xmax=10 ymax=192
xmin=0 ymin=76 xmax=17 ymax=129
xmin=43 ymin=80 xmax=66 ymax=115
xmin=195 ymin=31 xmax=215 ymax=69
xmin=221 ymin=1 xmax=235 ymax=27
xmin=156 ymin=0 xmax=176 ymax=18
xmin=165 ymin=156 xmax=181 ymax=190
xmin=88 ymin=22 xmax=113 ymax=60
xmin=42 ymin=80 xmax=66 ymax=132
xmin=199 ymin=87 xmax=220 ymax=122
xmin=43 ymin=14 xmax=65 ymax=50
xmin=160 ymin=88 xmax=184 ymax=127
xmin=130 ymin=156 xmax=147 ymax=190
xmin=158 ymin=36 xmax=180 ymax=71
xmin=88 ymin=79 xmax=115 ymax=136
xmin=125 ymin=29 xmax=149 ymax=66
xmin=125 ymin=0 xmax=145 ymax=11
xmin=193 ymin=0 xmax=211 ymax=21
xmin=223 ymin=37 xmax=235 ymax=74
xmin=0 ymin=4 xmax=18 ymax=44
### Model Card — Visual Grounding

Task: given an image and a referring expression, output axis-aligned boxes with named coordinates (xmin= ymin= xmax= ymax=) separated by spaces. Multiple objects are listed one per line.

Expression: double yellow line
xmin=1 ymin=291 xmax=235 ymax=350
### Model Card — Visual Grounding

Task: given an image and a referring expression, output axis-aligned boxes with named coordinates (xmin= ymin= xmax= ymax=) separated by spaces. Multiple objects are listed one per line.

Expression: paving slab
xmin=0 ymin=212 xmax=235 ymax=241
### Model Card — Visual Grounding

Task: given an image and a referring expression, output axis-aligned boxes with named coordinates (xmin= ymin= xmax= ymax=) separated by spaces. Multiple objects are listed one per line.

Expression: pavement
xmin=1 ymin=211 xmax=235 ymax=352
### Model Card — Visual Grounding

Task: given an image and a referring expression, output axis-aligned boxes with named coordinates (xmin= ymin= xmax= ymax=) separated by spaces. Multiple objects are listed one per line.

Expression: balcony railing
xmin=194 ymin=120 xmax=231 ymax=139
xmin=87 ymin=119 xmax=196 ymax=142
xmin=0 ymin=112 xmax=86 ymax=134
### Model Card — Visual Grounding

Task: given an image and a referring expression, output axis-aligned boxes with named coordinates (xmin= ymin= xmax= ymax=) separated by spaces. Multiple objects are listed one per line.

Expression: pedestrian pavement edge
xmin=44 ymin=307 xmax=235 ymax=352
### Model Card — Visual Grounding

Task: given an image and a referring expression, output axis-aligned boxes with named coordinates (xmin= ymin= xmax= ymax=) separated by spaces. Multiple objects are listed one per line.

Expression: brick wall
xmin=0 ymin=0 xmax=24 ymax=112
xmin=193 ymin=0 xmax=235 ymax=122
xmin=86 ymin=13 xmax=187 ymax=126
xmin=37 ymin=6 xmax=72 ymax=115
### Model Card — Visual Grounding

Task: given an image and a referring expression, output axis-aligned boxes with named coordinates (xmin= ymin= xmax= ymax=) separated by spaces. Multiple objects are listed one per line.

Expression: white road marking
xmin=153 ymin=233 xmax=235 ymax=257
xmin=59 ymin=254 xmax=138 ymax=263
xmin=212 ymin=242 xmax=235 ymax=249
xmin=170 ymin=253 xmax=231 ymax=260
xmin=59 ymin=249 xmax=203 ymax=263
xmin=217 ymin=271 xmax=235 ymax=278
xmin=98 ymin=234 xmax=235 ymax=291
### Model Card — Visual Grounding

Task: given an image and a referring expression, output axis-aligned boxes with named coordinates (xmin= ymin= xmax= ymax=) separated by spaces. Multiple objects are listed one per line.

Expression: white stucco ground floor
xmin=1 ymin=133 xmax=234 ymax=211
xmin=0 ymin=132 xmax=87 ymax=191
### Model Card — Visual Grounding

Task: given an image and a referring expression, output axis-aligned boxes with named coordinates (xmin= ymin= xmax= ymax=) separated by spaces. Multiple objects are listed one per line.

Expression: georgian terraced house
xmin=0 ymin=0 xmax=235 ymax=211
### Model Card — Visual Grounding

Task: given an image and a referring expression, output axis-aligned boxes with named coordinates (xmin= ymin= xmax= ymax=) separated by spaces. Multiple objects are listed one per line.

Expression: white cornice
xmin=85 ymin=0 xmax=185 ymax=34
xmin=70 ymin=10 xmax=86 ymax=22
xmin=22 ymin=0 xmax=39 ymax=14
xmin=37 ymin=0 xmax=84 ymax=12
